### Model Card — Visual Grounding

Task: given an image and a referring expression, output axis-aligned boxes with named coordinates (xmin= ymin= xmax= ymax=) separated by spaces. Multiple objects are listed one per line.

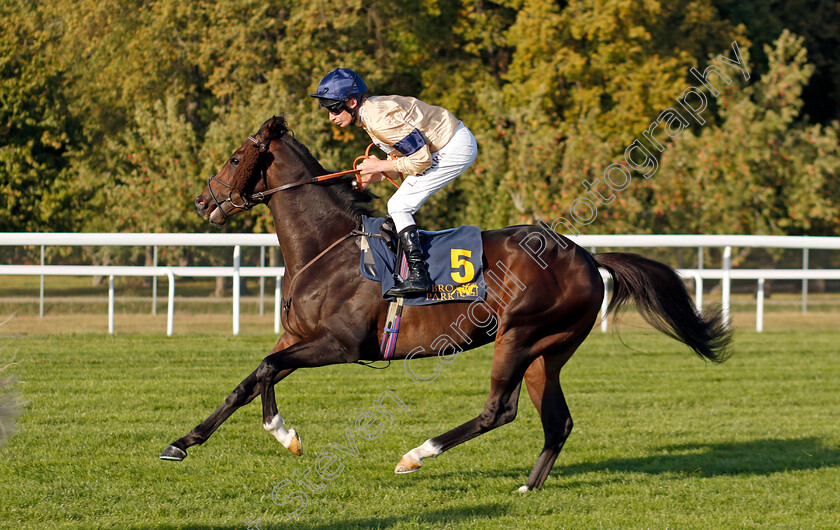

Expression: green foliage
xmin=713 ymin=0 xmax=840 ymax=123
xmin=0 ymin=0 xmax=77 ymax=232
xmin=106 ymin=96 xmax=204 ymax=233
xmin=650 ymin=31 xmax=840 ymax=236
xmin=1 ymin=0 xmax=838 ymax=240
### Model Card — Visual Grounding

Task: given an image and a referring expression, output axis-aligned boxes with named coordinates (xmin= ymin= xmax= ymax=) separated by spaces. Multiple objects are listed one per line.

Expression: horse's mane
xmin=257 ymin=115 xmax=377 ymax=220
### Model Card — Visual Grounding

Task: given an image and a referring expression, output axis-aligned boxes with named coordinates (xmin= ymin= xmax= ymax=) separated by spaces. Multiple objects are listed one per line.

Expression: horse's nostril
xmin=195 ymin=197 xmax=205 ymax=208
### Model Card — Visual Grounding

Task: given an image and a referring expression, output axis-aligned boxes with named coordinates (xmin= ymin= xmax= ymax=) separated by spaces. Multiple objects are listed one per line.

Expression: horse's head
xmin=195 ymin=116 xmax=288 ymax=226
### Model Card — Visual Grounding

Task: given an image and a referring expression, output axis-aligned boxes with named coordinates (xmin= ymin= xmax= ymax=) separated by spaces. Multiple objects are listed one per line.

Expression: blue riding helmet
xmin=309 ymin=68 xmax=368 ymax=104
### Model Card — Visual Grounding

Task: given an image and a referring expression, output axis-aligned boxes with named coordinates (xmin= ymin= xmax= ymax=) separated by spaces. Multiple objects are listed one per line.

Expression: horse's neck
xmin=266 ymin=145 xmax=360 ymax=277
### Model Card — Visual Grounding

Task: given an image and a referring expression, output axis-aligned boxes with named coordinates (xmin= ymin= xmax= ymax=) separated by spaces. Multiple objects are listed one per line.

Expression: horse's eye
xmin=230 ymin=157 xmax=240 ymax=166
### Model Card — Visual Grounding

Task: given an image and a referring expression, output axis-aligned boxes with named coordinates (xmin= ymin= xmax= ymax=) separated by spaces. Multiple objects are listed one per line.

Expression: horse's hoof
xmin=160 ymin=445 xmax=187 ymax=461
xmin=394 ymin=456 xmax=421 ymax=474
xmin=287 ymin=429 xmax=302 ymax=456
xmin=515 ymin=485 xmax=531 ymax=493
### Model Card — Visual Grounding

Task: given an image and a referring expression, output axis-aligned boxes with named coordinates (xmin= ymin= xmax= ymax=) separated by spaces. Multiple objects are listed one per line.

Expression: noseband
xmin=205 ymin=135 xmax=272 ymax=222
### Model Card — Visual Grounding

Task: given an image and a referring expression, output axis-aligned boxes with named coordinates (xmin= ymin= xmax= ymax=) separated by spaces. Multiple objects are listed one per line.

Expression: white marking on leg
xmin=404 ymin=439 xmax=441 ymax=464
xmin=264 ymin=413 xmax=296 ymax=449
xmin=395 ymin=439 xmax=442 ymax=474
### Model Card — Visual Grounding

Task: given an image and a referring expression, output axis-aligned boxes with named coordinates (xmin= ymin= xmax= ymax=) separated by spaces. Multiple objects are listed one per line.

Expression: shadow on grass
xmin=476 ymin=436 xmax=839 ymax=486
xmin=141 ymin=502 xmax=508 ymax=530
xmin=131 ymin=439 xmax=838 ymax=529
xmin=558 ymin=437 xmax=840 ymax=478
xmin=295 ymin=503 xmax=508 ymax=529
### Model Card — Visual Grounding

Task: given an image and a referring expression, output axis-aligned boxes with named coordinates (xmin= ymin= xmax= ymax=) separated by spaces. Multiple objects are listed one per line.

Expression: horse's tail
xmin=593 ymin=252 xmax=732 ymax=364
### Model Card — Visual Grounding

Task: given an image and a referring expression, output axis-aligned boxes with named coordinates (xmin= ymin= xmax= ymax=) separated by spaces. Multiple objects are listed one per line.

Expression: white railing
xmin=577 ymin=235 xmax=840 ymax=332
xmin=0 ymin=233 xmax=285 ymax=336
xmin=1 ymin=233 xmax=838 ymax=335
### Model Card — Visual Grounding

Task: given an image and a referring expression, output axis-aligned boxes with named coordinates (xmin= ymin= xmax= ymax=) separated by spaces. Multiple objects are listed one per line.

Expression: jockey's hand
xmin=356 ymin=172 xmax=388 ymax=190
xmin=356 ymin=156 xmax=395 ymax=189
xmin=358 ymin=155 xmax=392 ymax=175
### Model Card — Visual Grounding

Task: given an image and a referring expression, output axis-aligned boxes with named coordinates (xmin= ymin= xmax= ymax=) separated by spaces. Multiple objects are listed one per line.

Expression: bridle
xmin=205 ymin=135 xmax=269 ymax=222
xmin=207 ymin=135 xmax=404 ymax=222
xmin=205 ymin=175 xmax=252 ymax=222
xmin=205 ymin=134 xmax=376 ymax=222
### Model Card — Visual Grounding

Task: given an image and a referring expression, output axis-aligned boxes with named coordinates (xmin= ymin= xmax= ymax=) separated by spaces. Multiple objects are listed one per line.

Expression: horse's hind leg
xmin=395 ymin=341 xmax=531 ymax=474
xmin=518 ymin=354 xmax=573 ymax=491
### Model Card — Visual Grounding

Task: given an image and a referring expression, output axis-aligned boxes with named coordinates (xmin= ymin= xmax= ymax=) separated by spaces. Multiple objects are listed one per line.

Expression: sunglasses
xmin=324 ymin=101 xmax=347 ymax=115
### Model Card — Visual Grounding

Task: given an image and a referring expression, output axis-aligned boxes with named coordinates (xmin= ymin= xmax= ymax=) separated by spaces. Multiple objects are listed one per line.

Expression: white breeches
xmin=387 ymin=124 xmax=478 ymax=232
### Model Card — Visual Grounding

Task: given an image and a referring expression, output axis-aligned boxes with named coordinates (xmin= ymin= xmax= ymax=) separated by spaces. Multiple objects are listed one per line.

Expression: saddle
xmin=359 ymin=216 xmax=486 ymax=306
xmin=358 ymin=215 xmax=486 ymax=360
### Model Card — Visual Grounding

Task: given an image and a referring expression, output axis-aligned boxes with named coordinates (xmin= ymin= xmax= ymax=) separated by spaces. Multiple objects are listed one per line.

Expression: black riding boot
xmin=385 ymin=226 xmax=432 ymax=297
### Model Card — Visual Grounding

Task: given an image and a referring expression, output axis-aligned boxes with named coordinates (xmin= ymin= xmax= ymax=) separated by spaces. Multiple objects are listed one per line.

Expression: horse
xmin=161 ymin=115 xmax=731 ymax=492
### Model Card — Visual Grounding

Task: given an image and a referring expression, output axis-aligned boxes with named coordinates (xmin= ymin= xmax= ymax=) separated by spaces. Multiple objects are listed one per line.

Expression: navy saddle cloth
xmin=360 ymin=216 xmax=486 ymax=306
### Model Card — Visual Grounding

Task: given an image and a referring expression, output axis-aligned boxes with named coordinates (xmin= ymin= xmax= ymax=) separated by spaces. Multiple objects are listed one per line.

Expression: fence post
xmin=233 ymin=245 xmax=241 ymax=336
xmin=696 ymin=246 xmax=704 ymax=311
xmin=152 ymin=245 xmax=158 ymax=315
xmin=756 ymin=278 xmax=765 ymax=333
xmin=802 ymin=247 xmax=809 ymax=314
xmin=40 ymin=245 xmax=45 ymax=318
xmin=694 ymin=274 xmax=704 ymax=313
xmin=722 ymin=246 xmax=731 ymax=328
xmin=108 ymin=275 xmax=115 ymax=334
xmin=166 ymin=269 xmax=175 ymax=336
xmin=260 ymin=246 xmax=266 ymax=316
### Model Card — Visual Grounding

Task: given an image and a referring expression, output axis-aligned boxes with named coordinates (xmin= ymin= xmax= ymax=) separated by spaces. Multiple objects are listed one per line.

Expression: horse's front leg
xmin=160 ymin=334 xmax=301 ymax=461
xmin=160 ymin=367 xmax=296 ymax=461
xmin=256 ymin=335 xmax=356 ymax=456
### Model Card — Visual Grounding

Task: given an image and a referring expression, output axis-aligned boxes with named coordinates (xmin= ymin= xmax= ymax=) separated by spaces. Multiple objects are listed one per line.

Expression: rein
xmin=250 ymin=142 xmax=401 ymax=202
xmin=208 ymin=136 xmax=403 ymax=219
xmin=205 ymin=135 xmax=360 ymax=220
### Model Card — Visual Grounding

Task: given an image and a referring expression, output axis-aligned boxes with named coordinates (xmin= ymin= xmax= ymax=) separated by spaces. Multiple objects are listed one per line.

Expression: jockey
xmin=310 ymin=68 xmax=478 ymax=297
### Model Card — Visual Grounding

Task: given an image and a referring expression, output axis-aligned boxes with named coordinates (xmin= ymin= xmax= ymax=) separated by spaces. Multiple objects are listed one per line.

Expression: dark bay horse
xmin=161 ymin=115 xmax=730 ymax=492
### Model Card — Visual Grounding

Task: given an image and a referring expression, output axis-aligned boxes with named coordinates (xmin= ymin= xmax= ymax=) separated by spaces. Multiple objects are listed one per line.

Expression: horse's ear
xmin=259 ymin=115 xmax=288 ymax=141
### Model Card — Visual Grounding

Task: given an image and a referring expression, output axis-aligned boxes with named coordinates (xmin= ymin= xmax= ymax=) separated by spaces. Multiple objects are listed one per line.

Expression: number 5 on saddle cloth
xmin=359 ymin=215 xmax=487 ymax=359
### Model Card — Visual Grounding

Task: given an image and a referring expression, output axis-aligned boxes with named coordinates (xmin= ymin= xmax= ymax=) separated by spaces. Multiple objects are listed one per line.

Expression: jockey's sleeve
xmin=367 ymin=114 xmax=433 ymax=176
xmin=359 ymin=96 xmax=466 ymax=176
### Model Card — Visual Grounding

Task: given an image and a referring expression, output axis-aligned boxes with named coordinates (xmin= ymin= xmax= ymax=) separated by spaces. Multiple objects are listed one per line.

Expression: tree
xmin=648 ymin=31 xmax=840 ymax=237
xmin=0 ymin=1 xmax=78 ymax=232
xmin=1 ymin=0 xmax=838 ymax=245
xmin=106 ymin=96 xmax=204 ymax=234
xmin=713 ymin=0 xmax=840 ymax=124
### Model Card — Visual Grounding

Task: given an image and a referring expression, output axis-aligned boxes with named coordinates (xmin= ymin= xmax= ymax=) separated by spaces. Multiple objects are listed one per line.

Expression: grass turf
xmin=0 ymin=329 xmax=838 ymax=528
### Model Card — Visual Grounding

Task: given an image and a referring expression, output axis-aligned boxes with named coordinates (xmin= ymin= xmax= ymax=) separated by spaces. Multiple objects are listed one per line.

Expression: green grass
xmin=1 ymin=329 xmax=839 ymax=529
